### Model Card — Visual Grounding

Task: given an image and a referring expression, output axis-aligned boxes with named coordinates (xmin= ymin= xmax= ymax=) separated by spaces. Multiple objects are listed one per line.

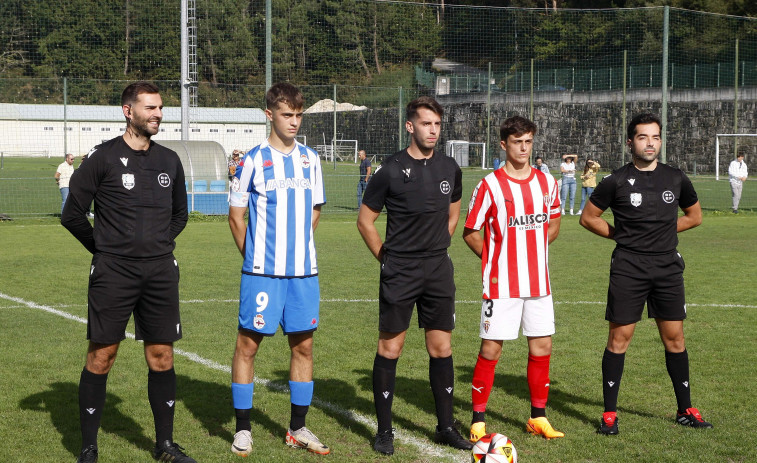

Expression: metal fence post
xmin=661 ymin=5 xmax=669 ymax=163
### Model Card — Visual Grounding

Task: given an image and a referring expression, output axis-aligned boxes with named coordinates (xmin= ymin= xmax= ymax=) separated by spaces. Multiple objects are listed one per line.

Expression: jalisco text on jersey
xmin=507 ymin=213 xmax=548 ymax=227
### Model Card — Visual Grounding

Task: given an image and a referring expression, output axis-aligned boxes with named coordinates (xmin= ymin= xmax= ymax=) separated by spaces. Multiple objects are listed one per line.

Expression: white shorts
xmin=479 ymin=295 xmax=555 ymax=340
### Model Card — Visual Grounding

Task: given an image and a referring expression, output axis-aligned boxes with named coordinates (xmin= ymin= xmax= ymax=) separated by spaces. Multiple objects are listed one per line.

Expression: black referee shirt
xmin=589 ymin=162 xmax=698 ymax=254
xmin=362 ymin=149 xmax=462 ymax=256
xmin=62 ymin=136 xmax=188 ymax=258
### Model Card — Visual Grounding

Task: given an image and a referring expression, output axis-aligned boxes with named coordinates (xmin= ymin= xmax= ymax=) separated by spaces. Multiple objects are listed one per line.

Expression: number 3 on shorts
xmin=484 ymin=299 xmax=493 ymax=317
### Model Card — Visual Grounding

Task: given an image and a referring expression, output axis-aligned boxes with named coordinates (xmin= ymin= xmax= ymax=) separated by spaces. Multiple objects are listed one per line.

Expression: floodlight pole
xmin=660 ymin=5 xmax=669 ymax=163
xmin=265 ymin=0 xmax=272 ymax=134
xmin=734 ymin=38 xmax=739 ymax=157
xmin=487 ymin=62 xmax=492 ymax=168
xmin=180 ymin=0 xmax=189 ymax=140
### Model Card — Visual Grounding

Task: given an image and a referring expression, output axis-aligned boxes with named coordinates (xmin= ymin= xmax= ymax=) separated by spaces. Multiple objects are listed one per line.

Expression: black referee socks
xmin=79 ymin=367 xmax=108 ymax=450
xmin=665 ymin=349 xmax=692 ymax=413
xmin=148 ymin=367 xmax=176 ymax=444
xmin=373 ymin=354 xmax=398 ymax=433
xmin=429 ymin=355 xmax=455 ymax=429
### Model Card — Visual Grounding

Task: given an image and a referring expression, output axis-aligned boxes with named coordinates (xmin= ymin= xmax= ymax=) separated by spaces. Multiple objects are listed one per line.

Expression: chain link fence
xmin=1 ymin=2 xmax=755 ymax=216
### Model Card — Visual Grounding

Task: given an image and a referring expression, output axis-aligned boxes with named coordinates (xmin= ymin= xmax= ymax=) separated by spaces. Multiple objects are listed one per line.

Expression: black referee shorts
xmin=378 ymin=252 xmax=456 ymax=332
xmin=87 ymin=253 xmax=182 ymax=344
xmin=605 ymin=248 xmax=687 ymax=324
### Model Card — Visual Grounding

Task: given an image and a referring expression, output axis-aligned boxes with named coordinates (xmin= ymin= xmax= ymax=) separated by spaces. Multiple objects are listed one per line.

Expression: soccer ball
xmin=471 ymin=433 xmax=517 ymax=463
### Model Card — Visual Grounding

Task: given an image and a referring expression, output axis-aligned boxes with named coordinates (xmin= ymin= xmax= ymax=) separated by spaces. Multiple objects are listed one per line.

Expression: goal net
xmin=715 ymin=134 xmax=757 ymax=180
xmin=445 ymin=141 xmax=488 ymax=169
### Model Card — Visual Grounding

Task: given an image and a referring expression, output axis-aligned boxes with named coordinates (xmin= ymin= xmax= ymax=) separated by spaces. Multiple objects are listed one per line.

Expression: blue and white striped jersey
xmin=229 ymin=140 xmax=326 ymax=277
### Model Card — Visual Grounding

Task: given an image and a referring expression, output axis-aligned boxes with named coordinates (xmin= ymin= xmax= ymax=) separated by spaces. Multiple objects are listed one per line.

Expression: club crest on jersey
xmin=157 ymin=173 xmax=171 ymax=187
xmin=300 ymin=154 xmax=311 ymax=168
xmin=483 ymin=319 xmax=490 ymax=333
xmin=630 ymin=192 xmax=642 ymax=207
xmin=122 ymin=173 xmax=135 ymax=190
xmin=544 ymin=194 xmax=551 ymax=207
xmin=662 ymin=190 xmax=675 ymax=203
xmin=254 ymin=314 xmax=266 ymax=329
xmin=230 ymin=177 xmax=241 ymax=192
xmin=439 ymin=180 xmax=451 ymax=195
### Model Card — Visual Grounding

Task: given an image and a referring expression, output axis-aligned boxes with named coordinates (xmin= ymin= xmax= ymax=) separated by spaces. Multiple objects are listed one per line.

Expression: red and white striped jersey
xmin=464 ymin=167 xmax=561 ymax=299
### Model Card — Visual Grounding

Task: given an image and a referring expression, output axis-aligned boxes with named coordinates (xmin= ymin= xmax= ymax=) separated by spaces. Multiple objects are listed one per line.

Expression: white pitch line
xmin=0 ymin=291 xmax=466 ymax=462
xmin=171 ymin=297 xmax=757 ymax=310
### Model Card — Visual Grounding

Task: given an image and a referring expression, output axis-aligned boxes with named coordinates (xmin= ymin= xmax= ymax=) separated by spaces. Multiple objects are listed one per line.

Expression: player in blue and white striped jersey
xmin=230 ymin=139 xmax=324 ymax=276
xmin=227 ymin=83 xmax=330 ymax=456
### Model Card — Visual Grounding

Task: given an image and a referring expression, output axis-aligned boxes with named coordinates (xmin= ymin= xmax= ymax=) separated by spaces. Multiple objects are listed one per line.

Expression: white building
xmin=0 ymin=103 xmax=267 ymax=158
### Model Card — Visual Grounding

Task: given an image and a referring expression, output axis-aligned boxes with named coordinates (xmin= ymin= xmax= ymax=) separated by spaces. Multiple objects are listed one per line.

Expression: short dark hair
xmin=627 ymin=113 xmax=661 ymax=140
xmin=406 ymin=96 xmax=443 ymax=121
xmin=266 ymin=82 xmax=304 ymax=110
xmin=500 ymin=115 xmax=537 ymax=141
xmin=121 ymin=81 xmax=160 ymax=106
xmin=535 ymin=156 xmax=543 ymax=162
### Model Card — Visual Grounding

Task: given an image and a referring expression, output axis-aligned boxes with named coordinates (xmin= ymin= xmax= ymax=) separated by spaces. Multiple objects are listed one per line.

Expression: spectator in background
xmin=560 ymin=154 xmax=577 ymax=215
xmin=532 ymin=156 xmax=550 ymax=174
xmin=228 ymin=150 xmax=242 ymax=180
xmin=55 ymin=153 xmax=75 ymax=215
xmin=357 ymin=149 xmax=372 ymax=208
xmin=578 ymin=158 xmax=601 ymax=214
xmin=728 ymin=153 xmax=748 ymax=213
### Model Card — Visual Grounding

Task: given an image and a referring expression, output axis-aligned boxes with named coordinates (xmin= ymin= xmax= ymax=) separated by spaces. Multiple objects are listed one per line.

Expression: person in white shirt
xmin=54 ymin=153 xmax=75 ymax=215
xmin=559 ymin=154 xmax=577 ymax=215
xmin=728 ymin=154 xmax=748 ymax=213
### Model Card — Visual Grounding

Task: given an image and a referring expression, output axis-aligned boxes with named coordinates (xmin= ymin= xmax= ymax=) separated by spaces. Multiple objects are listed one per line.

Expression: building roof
xmin=0 ymin=103 xmax=266 ymax=124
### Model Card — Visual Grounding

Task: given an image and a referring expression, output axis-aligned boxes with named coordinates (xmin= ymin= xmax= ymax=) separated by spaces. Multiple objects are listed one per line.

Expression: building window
xmin=101 ymin=127 xmax=110 ymax=131
xmin=191 ymin=128 xmax=200 ymax=133
xmin=160 ymin=129 xmax=165 ymax=132
xmin=210 ymin=128 xmax=218 ymax=133
xmin=227 ymin=129 xmax=236 ymax=133
xmin=120 ymin=128 xmax=126 ymax=132
xmin=244 ymin=129 xmax=253 ymax=133
xmin=82 ymin=127 xmax=92 ymax=131
xmin=44 ymin=127 xmax=53 ymax=131
xmin=174 ymin=129 xmax=181 ymax=132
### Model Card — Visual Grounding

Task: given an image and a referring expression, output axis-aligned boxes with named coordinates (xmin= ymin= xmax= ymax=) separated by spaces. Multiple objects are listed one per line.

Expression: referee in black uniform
xmin=62 ymin=82 xmax=196 ymax=463
xmin=580 ymin=113 xmax=713 ymax=435
xmin=357 ymin=96 xmax=472 ymax=455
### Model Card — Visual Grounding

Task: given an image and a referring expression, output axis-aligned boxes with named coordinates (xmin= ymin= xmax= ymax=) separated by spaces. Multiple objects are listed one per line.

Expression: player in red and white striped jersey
xmin=463 ymin=116 xmax=564 ymax=442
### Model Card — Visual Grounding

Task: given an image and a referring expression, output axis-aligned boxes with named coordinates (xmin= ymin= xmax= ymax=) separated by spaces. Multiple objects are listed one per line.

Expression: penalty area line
xmin=0 ymin=291 xmax=467 ymax=462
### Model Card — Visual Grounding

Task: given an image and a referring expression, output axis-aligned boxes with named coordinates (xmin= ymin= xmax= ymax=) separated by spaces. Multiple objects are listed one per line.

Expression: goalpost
xmin=445 ymin=141 xmax=488 ymax=168
xmin=715 ymin=134 xmax=757 ymax=180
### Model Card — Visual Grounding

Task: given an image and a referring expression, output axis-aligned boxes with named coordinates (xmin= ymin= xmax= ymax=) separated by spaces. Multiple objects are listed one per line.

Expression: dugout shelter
xmin=156 ymin=140 xmax=229 ymax=215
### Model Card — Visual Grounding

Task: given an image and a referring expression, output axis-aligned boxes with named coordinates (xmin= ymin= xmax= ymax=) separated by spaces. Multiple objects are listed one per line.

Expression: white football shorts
xmin=479 ymin=295 xmax=555 ymax=340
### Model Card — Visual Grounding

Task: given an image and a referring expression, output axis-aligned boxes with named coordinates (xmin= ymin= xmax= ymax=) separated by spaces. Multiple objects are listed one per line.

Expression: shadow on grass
xmin=19 ymin=381 xmax=152 ymax=457
xmin=455 ymin=366 xmax=657 ymax=428
xmin=264 ymin=368 xmax=381 ymax=447
xmin=176 ymin=374 xmax=236 ymax=442
xmin=352 ymin=367 xmax=459 ymax=442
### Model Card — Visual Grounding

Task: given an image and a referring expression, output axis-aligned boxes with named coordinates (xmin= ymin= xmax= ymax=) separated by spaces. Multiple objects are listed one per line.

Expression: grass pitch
xmin=1 ymin=208 xmax=756 ymax=462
